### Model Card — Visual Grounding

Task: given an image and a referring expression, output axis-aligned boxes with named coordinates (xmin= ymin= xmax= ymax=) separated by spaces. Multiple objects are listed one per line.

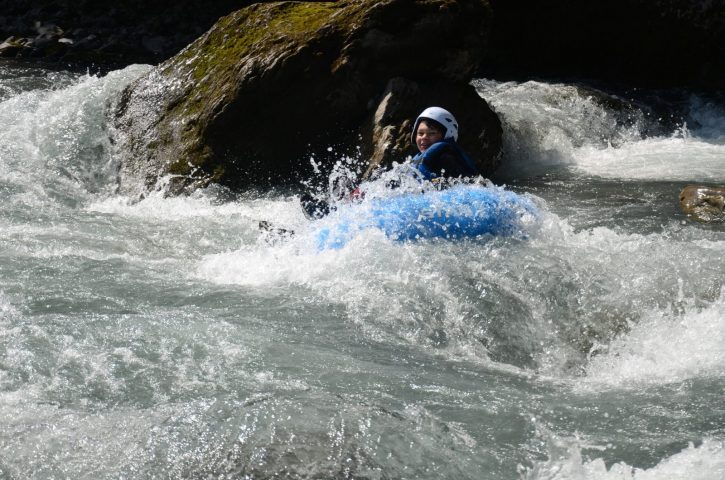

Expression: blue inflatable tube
xmin=312 ymin=185 xmax=538 ymax=250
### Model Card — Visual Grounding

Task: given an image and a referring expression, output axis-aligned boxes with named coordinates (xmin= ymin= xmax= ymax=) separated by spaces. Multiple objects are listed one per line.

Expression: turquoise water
xmin=0 ymin=61 xmax=724 ymax=479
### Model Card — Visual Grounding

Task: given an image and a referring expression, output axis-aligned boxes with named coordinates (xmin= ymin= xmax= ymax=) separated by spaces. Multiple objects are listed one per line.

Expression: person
xmin=409 ymin=106 xmax=479 ymax=181
xmin=299 ymin=106 xmax=478 ymax=219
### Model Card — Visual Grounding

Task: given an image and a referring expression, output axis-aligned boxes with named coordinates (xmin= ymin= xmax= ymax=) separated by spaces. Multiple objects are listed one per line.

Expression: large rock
xmin=679 ymin=185 xmax=725 ymax=223
xmin=110 ymin=0 xmax=500 ymax=196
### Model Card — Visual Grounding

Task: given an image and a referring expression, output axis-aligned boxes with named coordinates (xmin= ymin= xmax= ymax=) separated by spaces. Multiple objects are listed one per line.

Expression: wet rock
xmin=0 ymin=0 xmax=259 ymax=68
xmin=0 ymin=36 xmax=32 ymax=56
xmin=679 ymin=185 xmax=725 ymax=223
xmin=363 ymin=77 xmax=502 ymax=178
xmin=34 ymin=21 xmax=63 ymax=39
xmin=111 ymin=0 xmax=499 ymax=196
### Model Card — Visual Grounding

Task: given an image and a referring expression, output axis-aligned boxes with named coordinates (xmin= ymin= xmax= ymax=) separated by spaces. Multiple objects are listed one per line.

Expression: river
xmin=0 ymin=60 xmax=723 ymax=479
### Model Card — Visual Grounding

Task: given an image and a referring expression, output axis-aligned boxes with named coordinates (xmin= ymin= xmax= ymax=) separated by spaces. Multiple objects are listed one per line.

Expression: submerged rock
xmin=111 ymin=0 xmax=500 ymax=195
xmin=679 ymin=185 xmax=725 ymax=223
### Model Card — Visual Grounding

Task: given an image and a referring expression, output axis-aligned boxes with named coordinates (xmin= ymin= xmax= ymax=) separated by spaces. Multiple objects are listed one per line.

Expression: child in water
xmin=409 ymin=106 xmax=479 ymax=181
xmin=299 ymin=106 xmax=479 ymax=218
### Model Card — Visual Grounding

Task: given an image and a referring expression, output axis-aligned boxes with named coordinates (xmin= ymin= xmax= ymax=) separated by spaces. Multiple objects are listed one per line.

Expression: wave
xmin=474 ymin=79 xmax=725 ymax=182
xmin=581 ymin=295 xmax=725 ymax=388
xmin=0 ymin=64 xmax=150 ymax=206
xmin=523 ymin=435 xmax=725 ymax=480
xmin=573 ymin=137 xmax=725 ymax=181
xmin=195 ymin=188 xmax=724 ymax=377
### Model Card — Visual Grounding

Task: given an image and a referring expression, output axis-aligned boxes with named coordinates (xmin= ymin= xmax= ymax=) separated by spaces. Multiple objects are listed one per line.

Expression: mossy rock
xmin=112 ymin=0 xmax=496 ymax=195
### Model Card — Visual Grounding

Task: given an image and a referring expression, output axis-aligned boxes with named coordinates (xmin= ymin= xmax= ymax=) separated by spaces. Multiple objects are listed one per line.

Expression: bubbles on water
xmin=130 ymin=392 xmax=492 ymax=479
xmin=3 ymin=65 xmax=725 ymax=479
xmin=190 ymin=175 xmax=723 ymax=381
xmin=501 ymin=207 xmax=725 ymax=380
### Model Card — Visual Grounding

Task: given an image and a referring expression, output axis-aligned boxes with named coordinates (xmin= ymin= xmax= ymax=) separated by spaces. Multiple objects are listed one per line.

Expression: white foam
xmin=523 ymin=437 xmax=725 ymax=480
xmin=87 ymin=188 xmax=300 ymax=223
xmin=196 ymin=226 xmax=394 ymax=288
xmin=474 ymin=79 xmax=725 ymax=182
xmin=0 ymin=64 xmax=151 ymax=201
xmin=573 ymin=137 xmax=725 ymax=182
xmin=474 ymin=79 xmax=646 ymax=174
xmin=583 ymin=296 xmax=725 ymax=387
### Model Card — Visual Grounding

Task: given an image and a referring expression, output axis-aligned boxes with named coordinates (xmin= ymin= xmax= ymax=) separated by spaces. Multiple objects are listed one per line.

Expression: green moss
xmin=210 ymin=164 xmax=226 ymax=183
xmin=176 ymin=2 xmax=339 ymax=84
xmin=166 ymin=159 xmax=190 ymax=176
xmin=166 ymin=141 xmax=213 ymax=176
xmin=157 ymin=1 xmax=343 ymax=178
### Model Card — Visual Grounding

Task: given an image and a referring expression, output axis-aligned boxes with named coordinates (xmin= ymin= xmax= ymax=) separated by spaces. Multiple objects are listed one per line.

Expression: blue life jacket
xmin=410 ymin=139 xmax=479 ymax=181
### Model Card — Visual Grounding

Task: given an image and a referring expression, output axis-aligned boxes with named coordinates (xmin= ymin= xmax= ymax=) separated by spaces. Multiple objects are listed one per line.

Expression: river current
xmin=0 ymin=61 xmax=724 ymax=479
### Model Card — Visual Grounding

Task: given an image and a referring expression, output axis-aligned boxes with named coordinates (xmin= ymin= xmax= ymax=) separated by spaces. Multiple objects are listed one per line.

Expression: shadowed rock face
xmin=482 ymin=0 xmax=725 ymax=90
xmin=0 ymin=0 xmax=262 ymax=68
xmin=110 ymin=0 xmax=500 ymax=196
xmin=3 ymin=0 xmax=724 ymax=91
xmin=679 ymin=185 xmax=725 ymax=223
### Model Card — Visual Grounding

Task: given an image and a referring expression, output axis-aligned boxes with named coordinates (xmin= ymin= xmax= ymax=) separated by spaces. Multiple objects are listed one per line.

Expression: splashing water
xmin=0 ymin=62 xmax=723 ymax=479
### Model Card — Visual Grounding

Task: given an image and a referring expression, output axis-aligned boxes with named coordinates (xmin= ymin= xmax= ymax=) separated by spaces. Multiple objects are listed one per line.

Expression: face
xmin=415 ymin=121 xmax=444 ymax=153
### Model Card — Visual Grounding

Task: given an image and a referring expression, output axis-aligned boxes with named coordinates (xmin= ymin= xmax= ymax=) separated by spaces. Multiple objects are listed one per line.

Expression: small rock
xmin=679 ymin=184 xmax=725 ymax=223
xmin=0 ymin=36 xmax=31 ymax=56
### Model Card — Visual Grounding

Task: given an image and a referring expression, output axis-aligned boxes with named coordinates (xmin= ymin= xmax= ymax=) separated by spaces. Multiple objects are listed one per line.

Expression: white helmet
xmin=411 ymin=106 xmax=459 ymax=145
